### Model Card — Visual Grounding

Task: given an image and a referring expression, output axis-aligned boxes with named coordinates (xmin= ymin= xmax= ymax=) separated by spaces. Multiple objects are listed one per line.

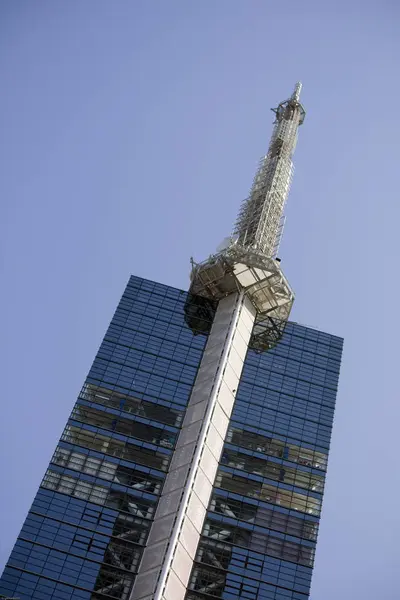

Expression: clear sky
xmin=1 ymin=1 xmax=399 ymax=598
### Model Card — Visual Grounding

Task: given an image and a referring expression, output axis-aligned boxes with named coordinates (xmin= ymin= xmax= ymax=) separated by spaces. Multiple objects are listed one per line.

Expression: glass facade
xmin=0 ymin=276 xmax=343 ymax=600
xmin=0 ymin=276 xmax=214 ymax=600
xmin=186 ymin=322 xmax=342 ymax=600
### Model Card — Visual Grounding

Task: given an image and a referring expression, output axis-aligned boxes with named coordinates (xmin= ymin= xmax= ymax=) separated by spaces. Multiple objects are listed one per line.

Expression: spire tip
xmin=292 ymin=82 xmax=302 ymax=102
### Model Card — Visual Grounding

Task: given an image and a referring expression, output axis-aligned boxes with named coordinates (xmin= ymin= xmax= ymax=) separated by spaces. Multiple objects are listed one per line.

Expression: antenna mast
xmin=235 ymin=82 xmax=305 ymax=257
xmin=185 ymin=83 xmax=306 ymax=351
xmin=133 ymin=85 xmax=307 ymax=600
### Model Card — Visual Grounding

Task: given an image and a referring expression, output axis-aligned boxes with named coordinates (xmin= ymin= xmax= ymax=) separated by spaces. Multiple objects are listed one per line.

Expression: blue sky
xmin=1 ymin=1 xmax=399 ymax=598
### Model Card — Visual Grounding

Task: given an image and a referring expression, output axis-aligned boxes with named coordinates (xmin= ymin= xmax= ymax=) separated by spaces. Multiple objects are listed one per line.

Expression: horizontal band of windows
xmin=117 ymin=286 xmax=216 ymax=316
xmin=231 ymin=405 xmax=332 ymax=449
xmin=119 ymin=293 xmax=188 ymax=313
xmin=57 ymin=440 xmax=165 ymax=481
xmin=63 ymin=423 xmax=172 ymax=471
xmin=230 ymin=423 xmax=331 ymax=452
xmin=232 ymin=397 xmax=333 ymax=429
xmin=41 ymin=470 xmax=156 ymax=521
xmin=122 ymin=282 xmax=212 ymax=311
xmin=83 ymin=378 xmax=189 ymax=413
xmin=0 ymin=562 xmax=136 ymax=600
xmin=249 ymin=350 xmax=341 ymax=376
xmin=120 ymin=285 xmax=189 ymax=309
xmin=247 ymin=343 xmax=341 ymax=375
xmin=223 ymin=442 xmax=325 ymax=479
xmin=213 ymin=487 xmax=319 ymax=525
xmin=43 ymin=466 xmax=158 ymax=505
xmin=88 ymin=359 xmax=195 ymax=399
xmin=285 ymin=323 xmax=342 ymax=345
xmin=274 ymin=343 xmax=342 ymax=365
xmin=51 ymin=446 xmax=164 ymax=496
xmin=30 ymin=490 xmax=151 ymax=544
xmin=227 ymin=425 xmax=327 ymax=471
xmin=277 ymin=331 xmax=343 ymax=357
xmin=122 ymin=282 xmax=194 ymax=309
xmin=103 ymin=330 xmax=206 ymax=363
xmin=240 ymin=379 xmax=336 ymax=415
xmin=85 ymin=372 xmax=192 ymax=406
xmin=112 ymin=302 xmax=189 ymax=326
xmin=209 ymin=493 xmax=318 ymax=541
xmin=239 ymin=378 xmax=337 ymax=407
xmin=12 ymin=522 xmax=143 ymax=575
xmin=75 ymin=399 xmax=179 ymax=441
xmin=126 ymin=275 xmax=188 ymax=301
xmin=92 ymin=348 xmax=199 ymax=386
xmin=221 ymin=448 xmax=324 ymax=494
xmin=243 ymin=359 xmax=340 ymax=390
xmin=21 ymin=507 xmax=150 ymax=552
xmin=104 ymin=317 xmax=207 ymax=351
xmin=79 ymin=384 xmax=184 ymax=428
xmin=239 ymin=375 xmax=336 ymax=408
xmin=119 ymin=294 xmax=187 ymax=313
xmin=70 ymin=405 xmax=177 ymax=449
xmin=94 ymin=352 xmax=198 ymax=386
xmin=0 ymin=566 xmax=93 ymax=600
xmin=219 ymin=466 xmax=323 ymax=503
xmin=105 ymin=320 xmax=206 ymax=353
xmin=200 ymin=521 xmax=314 ymax=567
xmin=111 ymin=302 xmax=214 ymax=335
xmin=215 ymin=470 xmax=321 ymax=517
xmin=188 ymin=562 xmax=309 ymax=600
xmin=242 ymin=370 xmax=339 ymax=398
xmin=243 ymin=373 xmax=339 ymax=398
xmin=235 ymin=392 xmax=335 ymax=421
xmin=254 ymin=344 xmax=342 ymax=369
xmin=241 ymin=377 xmax=337 ymax=406
xmin=230 ymin=420 xmax=328 ymax=456
xmin=98 ymin=336 xmax=204 ymax=369
xmin=206 ymin=511 xmax=315 ymax=551
xmin=195 ymin=544 xmax=312 ymax=592
xmin=234 ymin=387 xmax=335 ymax=427
xmin=75 ymin=399 xmax=178 ymax=436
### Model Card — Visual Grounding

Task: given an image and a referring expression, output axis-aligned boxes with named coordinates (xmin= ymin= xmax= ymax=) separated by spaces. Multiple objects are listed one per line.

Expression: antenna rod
xmin=292 ymin=81 xmax=302 ymax=101
xmin=234 ymin=82 xmax=306 ymax=257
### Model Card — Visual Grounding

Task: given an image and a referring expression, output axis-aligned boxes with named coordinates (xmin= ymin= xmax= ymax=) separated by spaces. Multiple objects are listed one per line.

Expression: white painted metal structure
xmin=235 ymin=82 xmax=305 ymax=258
xmin=129 ymin=84 xmax=305 ymax=600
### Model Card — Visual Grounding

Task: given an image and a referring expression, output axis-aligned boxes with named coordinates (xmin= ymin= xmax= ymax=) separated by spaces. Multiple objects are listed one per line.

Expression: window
xmin=215 ymin=470 xmax=321 ymax=516
xmin=41 ymin=471 xmax=108 ymax=505
xmin=52 ymin=446 xmax=163 ymax=494
xmin=41 ymin=470 xmax=156 ymax=518
xmin=228 ymin=426 xmax=285 ymax=459
xmin=221 ymin=448 xmax=324 ymax=494
xmin=210 ymin=494 xmax=318 ymax=541
xmin=71 ymin=404 xmax=177 ymax=448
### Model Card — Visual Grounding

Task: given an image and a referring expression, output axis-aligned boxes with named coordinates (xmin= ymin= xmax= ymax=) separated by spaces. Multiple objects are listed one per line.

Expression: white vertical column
xmin=130 ymin=291 xmax=256 ymax=600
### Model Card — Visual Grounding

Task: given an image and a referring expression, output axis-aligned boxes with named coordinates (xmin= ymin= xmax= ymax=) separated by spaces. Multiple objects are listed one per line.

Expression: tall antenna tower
xmin=132 ymin=84 xmax=306 ymax=600
xmin=186 ymin=82 xmax=305 ymax=351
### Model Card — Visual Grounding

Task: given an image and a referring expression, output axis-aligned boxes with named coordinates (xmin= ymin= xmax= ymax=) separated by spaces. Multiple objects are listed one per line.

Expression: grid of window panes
xmin=186 ymin=322 xmax=343 ymax=600
xmin=0 ymin=276 xmax=215 ymax=600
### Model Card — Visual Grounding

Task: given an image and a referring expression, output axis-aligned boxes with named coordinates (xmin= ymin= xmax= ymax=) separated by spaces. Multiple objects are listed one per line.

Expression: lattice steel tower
xmin=185 ymin=82 xmax=305 ymax=352
xmin=131 ymin=83 xmax=307 ymax=600
xmin=234 ymin=81 xmax=305 ymax=258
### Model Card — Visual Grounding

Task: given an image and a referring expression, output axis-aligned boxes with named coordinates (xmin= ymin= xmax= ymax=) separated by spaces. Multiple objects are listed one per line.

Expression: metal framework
xmin=186 ymin=83 xmax=305 ymax=351
xmin=234 ymin=82 xmax=305 ymax=257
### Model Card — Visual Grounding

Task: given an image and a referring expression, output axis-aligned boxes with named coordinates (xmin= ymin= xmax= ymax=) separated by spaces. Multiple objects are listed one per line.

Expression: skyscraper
xmin=0 ymin=84 xmax=343 ymax=600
